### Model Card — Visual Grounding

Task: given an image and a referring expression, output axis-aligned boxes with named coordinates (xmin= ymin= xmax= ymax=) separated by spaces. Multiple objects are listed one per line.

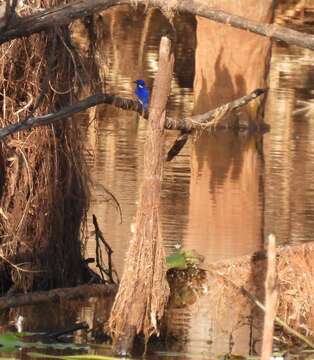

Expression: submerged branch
xmin=0 ymin=0 xmax=313 ymax=50
xmin=0 ymin=283 xmax=117 ymax=310
xmin=0 ymin=88 xmax=266 ymax=141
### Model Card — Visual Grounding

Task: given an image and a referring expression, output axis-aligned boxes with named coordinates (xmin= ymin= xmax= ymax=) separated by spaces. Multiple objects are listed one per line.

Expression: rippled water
xmin=1 ymin=3 xmax=313 ymax=360
xmin=84 ymin=4 xmax=314 ymax=356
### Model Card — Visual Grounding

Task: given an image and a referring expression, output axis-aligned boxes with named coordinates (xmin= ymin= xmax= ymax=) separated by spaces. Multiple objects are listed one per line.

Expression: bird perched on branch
xmin=134 ymin=79 xmax=150 ymax=111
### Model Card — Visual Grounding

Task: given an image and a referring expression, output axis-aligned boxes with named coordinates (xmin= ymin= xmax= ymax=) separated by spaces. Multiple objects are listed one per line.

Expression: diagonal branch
xmin=0 ymin=88 xmax=266 ymax=141
xmin=164 ymin=88 xmax=267 ymax=131
xmin=0 ymin=0 xmax=313 ymax=50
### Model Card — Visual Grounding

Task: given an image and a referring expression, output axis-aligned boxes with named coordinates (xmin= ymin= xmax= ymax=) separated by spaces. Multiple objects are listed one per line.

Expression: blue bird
xmin=134 ymin=79 xmax=150 ymax=111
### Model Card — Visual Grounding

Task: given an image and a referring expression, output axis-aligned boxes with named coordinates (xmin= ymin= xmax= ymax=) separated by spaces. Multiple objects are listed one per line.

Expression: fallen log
xmin=0 ymin=88 xmax=266 ymax=141
xmin=0 ymin=283 xmax=117 ymax=310
xmin=0 ymin=0 xmax=313 ymax=50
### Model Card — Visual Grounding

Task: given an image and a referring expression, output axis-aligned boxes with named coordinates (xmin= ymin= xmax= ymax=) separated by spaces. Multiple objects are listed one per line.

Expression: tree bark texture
xmin=0 ymin=0 xmax=313 ymax=50
xmin=108 ymin=35 xmax=174 ymax=355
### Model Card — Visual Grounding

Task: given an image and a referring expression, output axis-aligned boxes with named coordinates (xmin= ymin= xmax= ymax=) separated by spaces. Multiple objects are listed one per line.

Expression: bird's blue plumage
xmin=134 ymin=79 xmax=150 ymax=111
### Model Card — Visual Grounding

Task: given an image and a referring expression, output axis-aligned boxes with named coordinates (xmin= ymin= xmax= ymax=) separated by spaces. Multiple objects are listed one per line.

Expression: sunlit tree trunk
xmin=194 ymin=0 xmax=275 ymax=126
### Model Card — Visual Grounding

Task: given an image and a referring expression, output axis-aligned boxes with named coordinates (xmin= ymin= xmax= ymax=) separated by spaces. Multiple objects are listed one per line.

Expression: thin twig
xmin=92 ymin=214 xmax=117 ymax=284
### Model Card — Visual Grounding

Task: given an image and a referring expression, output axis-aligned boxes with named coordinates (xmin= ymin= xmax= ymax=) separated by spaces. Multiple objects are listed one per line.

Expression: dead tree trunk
xmin=108 ymin=35 xmax=174 ymax=355
xmin=0 ymin=0 xmax=314 ymax=50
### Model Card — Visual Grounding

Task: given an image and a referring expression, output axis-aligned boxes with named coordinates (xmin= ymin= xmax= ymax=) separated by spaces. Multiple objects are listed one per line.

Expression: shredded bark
xmin=108 ymin=35 xmax=174 ymax=355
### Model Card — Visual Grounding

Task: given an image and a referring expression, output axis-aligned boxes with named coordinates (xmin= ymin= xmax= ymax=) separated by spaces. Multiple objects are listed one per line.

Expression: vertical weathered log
xmin=108 ymin=35 xmax=174 ymax=355
xmin=261 ymin=234 xmax=278 ymax=360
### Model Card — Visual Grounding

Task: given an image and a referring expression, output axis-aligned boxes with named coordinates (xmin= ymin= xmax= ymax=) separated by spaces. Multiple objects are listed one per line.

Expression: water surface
xmin=1 ymin=4 xmax=313 ymax=360
xmin=84 ymin=5 xmax=314 ymax=356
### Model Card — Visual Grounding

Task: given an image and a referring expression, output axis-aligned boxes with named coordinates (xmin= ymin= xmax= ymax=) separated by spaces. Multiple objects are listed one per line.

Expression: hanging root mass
xmin=0 ymin=0 xmax=103 ymax=292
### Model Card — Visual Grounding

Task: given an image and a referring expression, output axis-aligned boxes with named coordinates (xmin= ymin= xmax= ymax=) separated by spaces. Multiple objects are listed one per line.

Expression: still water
xmin=1 ymin=3 xmax=313 ymax=359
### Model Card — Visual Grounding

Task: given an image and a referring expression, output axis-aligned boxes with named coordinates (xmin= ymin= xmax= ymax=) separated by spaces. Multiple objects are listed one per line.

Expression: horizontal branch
xmin=0 ymin=0 xmax=313 ymax=50
xmin=0 ymin=94 xmax=146 ymax=140
xmin=0 ymin=88 xmax=266 ymax=141
xmin=0 ymin=283 xmax=117 ymax=310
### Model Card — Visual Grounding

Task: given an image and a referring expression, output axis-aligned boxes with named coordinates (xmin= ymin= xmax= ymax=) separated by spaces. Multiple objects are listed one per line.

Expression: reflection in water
xmin=81 ymin=4 xmax=314 ymax=358
xmin=86 ymin=8 xmax=195 ymax=276
xmin=0 ymin=4 xmax=313 ymax=360
xmin=174 ymin=3 xmax=273 ymax=355
xmin=184 ymin=132 xmax=264 ymax=263
xmin=264 ymin=41 xmax=314 ymax=245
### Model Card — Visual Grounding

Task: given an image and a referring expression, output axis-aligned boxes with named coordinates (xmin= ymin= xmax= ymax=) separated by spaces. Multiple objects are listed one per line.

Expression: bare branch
xmin=0 ymin=94 xmax=145 ymax=140
xmin=0 ymin=0 xmax=313 ymax=51
xmin=164 ymin=88 xmax=267 ymax=131
xmin=0 ymin=88 xmax=266 ymax=141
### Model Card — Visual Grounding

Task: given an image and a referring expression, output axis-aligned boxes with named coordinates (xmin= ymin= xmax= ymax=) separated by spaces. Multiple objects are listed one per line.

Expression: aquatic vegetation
xmin=166 ymin=250 xmax=204 ymax=270
xmin=0 ymin=332 xmax=87 ymax=353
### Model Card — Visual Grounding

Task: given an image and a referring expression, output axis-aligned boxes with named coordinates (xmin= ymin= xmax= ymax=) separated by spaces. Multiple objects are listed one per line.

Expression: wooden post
xmin=108 ymin=35 xmax=174 ymax=355
xmin=261 ymin=234 xmax=278 ymax=360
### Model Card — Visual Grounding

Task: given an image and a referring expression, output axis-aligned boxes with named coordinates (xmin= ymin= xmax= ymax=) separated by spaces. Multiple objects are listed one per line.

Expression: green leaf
xmin=0 ymin=333 xmax=23 ymax=353
xmin=166 ymin=253 xmax=187 ymax=270
xmin=0 ymin=332 xmax=87 ymax=353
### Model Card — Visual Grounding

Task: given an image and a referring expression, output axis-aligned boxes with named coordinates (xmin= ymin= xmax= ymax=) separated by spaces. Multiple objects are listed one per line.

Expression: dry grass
xmin=165 ymin=241 xmax=314 ymax=353
xmin=204 ymin=241 xmax=314 ymax=342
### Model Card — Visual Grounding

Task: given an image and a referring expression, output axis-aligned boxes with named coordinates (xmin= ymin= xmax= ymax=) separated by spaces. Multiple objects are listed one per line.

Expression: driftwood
xmin=108 ymin=35 xmax=173 ymax=355
xmin=0 ymin=88 xmax=266 ymax=141
xmin=0 ymin=283 xmax=117 ymax=310
xmin=0 ymin=0 xmax=314 ymax=51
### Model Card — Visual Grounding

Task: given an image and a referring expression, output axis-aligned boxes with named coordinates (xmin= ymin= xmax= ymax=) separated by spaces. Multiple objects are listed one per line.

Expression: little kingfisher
xmin=134 ymin=79 xmax=150 ymax=111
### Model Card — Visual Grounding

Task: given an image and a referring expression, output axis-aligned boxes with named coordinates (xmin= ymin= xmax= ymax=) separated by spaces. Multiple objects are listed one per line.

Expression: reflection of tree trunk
xmin=182 ymin=3 xmax=274 ymax=350
xmin=185 ymin=133 xmax=263 ymax=261
xmin=194 ymin=0 xmax=274 ymax=126
xmin=181 ymin=133 xmax=264 ymax=353
xmin=137 ymin=8 xmax=155 ymax=72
